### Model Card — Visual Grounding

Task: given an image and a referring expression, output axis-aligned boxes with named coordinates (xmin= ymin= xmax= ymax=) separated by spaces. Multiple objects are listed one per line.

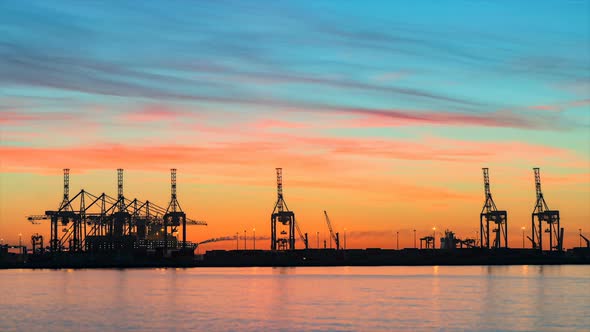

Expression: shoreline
xmin=2 ymin=248 xmax=589 ymax=269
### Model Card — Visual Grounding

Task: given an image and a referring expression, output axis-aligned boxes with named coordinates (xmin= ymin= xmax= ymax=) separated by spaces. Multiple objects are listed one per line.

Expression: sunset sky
xmin=1 ymin=1 xmax=589 ymax=249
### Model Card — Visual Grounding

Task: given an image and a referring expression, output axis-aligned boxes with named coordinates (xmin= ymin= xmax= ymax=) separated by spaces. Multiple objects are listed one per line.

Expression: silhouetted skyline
xmin=0 ymin=1 xmax=588 ymax=249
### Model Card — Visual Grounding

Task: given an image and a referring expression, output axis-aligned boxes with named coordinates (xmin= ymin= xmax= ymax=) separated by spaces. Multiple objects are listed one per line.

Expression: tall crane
xmin=479 ymin=168 xmax=508 ymax=249
xmin=323 ymin=210 xmax=340 ymax=250
xmin=59 ymin=168 xmax=73 ymax=212
xmin=271 ymin=168 xmax=305 ymax=250
xmin=163 ymin=169 xmax=188 ymax=251
xmin=112 ymin=169 xmax=131 ymax=238
xmin=531 ymin=168 xmax=562 ymax=251
xmin=50 ymin=169 xmax=77 ymax=251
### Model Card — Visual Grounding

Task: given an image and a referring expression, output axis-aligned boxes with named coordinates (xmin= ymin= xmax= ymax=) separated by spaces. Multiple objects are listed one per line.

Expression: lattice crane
xmin=531 ymin=168 xmax=562 ymax=251
xmin=270 ymin=168 xmax=308 ymax=250
xmin=323 ymin=210 xmax=340 ymax=250
xmin=479 ymin=168 xmax=508 ymax=249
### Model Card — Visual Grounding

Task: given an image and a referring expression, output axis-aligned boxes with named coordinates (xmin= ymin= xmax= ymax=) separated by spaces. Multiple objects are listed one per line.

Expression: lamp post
xmin=413 ymin=229 xmax=416 ymax=248
xmin=316 ymin=231 xmax=319 ymax=249
xmin=522 ymin=227 xmax=526 ymax=248
xmin=253 ymin=228 xmax=256 ymax=250
xmin=344 ymin=228 xmax=347 ymax=250
xmin=244 ymin=230 xmax=247 ymax=250
xmin=396 ymin=231 xmax=399 ymax=250
xmin=236 ymin=232 xmax=239 ymax=250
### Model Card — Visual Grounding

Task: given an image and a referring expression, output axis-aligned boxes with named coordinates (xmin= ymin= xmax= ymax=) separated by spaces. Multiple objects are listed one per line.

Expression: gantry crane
xmin=323 ymin=210 xmax=340 ymax=250
xmin=163 ymin=168 xmax=188 ymax=252
xmin=271 ymin=168 xmax=307 ymax=250
xmin=112 ymin=168 xmax=131 ymax=240
xmin=26 ymin=168 xmax=205 ymax=253
xmin=479 ymin=168 xmax=508 ymax=249
xmin=531 ymin=168 xmax=562 ymax=251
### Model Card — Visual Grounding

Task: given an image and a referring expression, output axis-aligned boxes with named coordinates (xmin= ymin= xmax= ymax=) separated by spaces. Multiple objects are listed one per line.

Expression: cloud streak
xmin=0 ymin=134 xmax=579 ymax=173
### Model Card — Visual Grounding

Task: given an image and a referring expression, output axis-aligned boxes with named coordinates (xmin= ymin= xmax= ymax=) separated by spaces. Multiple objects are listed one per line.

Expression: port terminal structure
xmin=24 ymin=167 xmax=567 ymax=254
xmin=270 ymin=168 xmax=308 ymax=251
xmin=531 ymin=167 xmax=562 ymax=252
xmin=26 ymin=168 xmax=206 ymax=257
xmin=480 ymin=168 xmax=508 ymax=249
xmin=6 ymin=166 xmax=586 ymax=269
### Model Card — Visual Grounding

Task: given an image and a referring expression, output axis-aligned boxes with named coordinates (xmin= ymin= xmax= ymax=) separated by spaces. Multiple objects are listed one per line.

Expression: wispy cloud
xmin=119 ymin=105 xmax=199 ymax=123
xmin=0 ymin=110 xmax=79 ymax=124
xmin=0 ymin=134 xmax=580 ymax=174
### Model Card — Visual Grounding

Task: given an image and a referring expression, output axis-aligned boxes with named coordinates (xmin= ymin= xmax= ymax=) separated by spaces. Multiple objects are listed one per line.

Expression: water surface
xmin=1 ymin=265 xmax=588 ymax=331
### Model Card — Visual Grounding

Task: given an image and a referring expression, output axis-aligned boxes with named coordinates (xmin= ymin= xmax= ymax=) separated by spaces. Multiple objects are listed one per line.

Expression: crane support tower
xmin=47 ymin=169 xmax=77 ymax=252
xmin=163 ymin=169 xmax=188 ymax=252
xmin=323 ymin=210 xmax=340 ymax=250
xmin=271 ymin=168 xmax=307 ymax=250
xmin=112 ymin=168 xmax=131 ymax=238
xmin=531 ymin=168 xmax=562 ymax=252
xmin=479 ymin=168 xmax=508 ymax=249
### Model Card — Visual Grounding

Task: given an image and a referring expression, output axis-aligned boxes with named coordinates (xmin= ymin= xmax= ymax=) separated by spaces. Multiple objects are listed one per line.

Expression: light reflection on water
xmin=0 ymin=265 xmax=588 ymax=331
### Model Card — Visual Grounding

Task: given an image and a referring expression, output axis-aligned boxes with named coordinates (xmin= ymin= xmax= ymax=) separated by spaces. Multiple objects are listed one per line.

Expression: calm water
xmin=0 ymin=265 xmax=588 ymax=331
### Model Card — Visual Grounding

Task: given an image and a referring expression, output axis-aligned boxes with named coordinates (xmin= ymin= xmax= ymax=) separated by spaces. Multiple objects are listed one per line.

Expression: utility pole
xmin=414 ymin=229 xmax=416 ymax=248
xmin=344 ymin=228 xmax=347 ymax=250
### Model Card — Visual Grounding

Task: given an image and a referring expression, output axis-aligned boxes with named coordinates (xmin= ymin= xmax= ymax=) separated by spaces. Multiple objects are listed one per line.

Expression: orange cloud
xmin=0 ymin=134 xmax=581 ymax=173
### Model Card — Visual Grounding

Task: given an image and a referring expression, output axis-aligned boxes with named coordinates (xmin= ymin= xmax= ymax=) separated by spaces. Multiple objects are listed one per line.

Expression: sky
xmin=0 ymin=0 xmax=589 ymax=250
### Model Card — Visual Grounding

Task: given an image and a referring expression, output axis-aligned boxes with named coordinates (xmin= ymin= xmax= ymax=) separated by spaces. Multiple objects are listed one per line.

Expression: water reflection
xmin=0 ymin=266 xmax=588 ymax=332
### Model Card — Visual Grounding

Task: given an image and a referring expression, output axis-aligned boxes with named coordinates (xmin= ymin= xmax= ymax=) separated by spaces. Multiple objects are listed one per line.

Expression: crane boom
xmin=323 ymin=210 xmax=340 ymax=250
xmin=186 ymin=219 xmax=207 ymax=226
xmin=295 ymin=221 xmax=308 ymax=249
